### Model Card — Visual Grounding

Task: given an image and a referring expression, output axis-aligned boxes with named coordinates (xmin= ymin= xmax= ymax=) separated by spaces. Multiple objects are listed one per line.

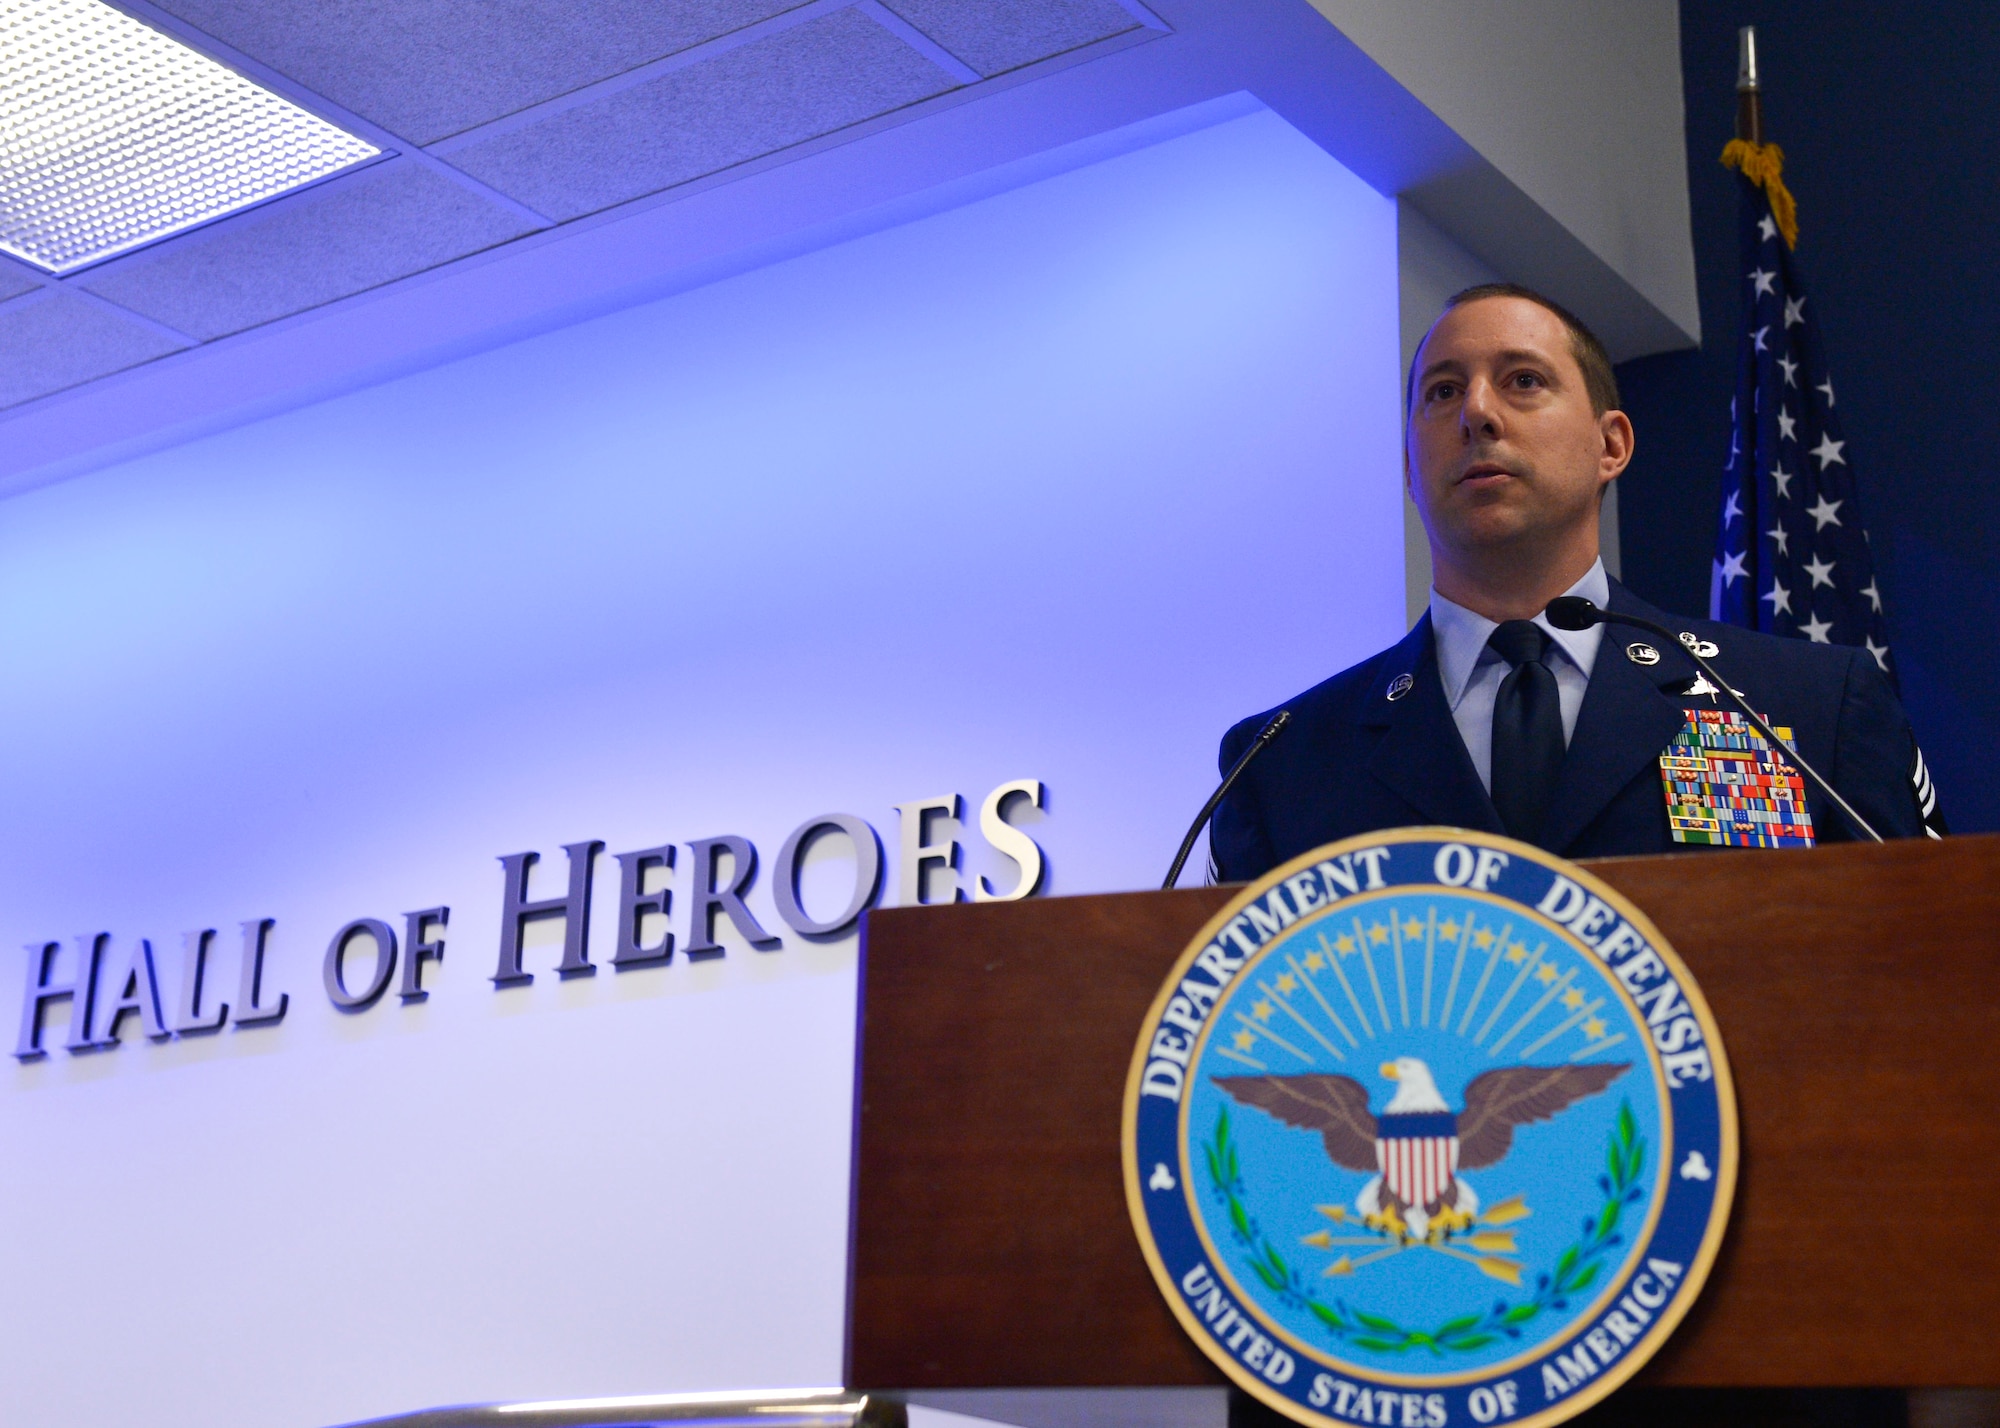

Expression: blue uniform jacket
xmin=1212 ymin=578 xmax=1933 ymax=881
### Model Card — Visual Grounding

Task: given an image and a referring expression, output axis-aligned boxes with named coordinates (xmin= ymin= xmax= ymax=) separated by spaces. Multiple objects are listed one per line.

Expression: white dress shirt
xmin=1429 ymin=560 xmax=1610 ymax=794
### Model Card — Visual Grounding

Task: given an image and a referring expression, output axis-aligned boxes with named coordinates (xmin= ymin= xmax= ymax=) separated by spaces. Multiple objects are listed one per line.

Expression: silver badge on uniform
xmin=1626 ymin=642 xmax=1661 ymax=666
xmin=1386 ymin=672 xmax=1414 ymax=701
xmin=1679 ymin=631 xmax=1721 ymax=659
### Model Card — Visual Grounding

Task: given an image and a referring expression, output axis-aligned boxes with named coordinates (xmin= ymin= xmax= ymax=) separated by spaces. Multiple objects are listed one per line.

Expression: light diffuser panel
xmin=0 ymin=0 xmax=381 ymax=274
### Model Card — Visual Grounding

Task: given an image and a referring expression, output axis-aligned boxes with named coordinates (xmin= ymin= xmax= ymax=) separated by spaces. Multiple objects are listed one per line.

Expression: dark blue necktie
xmin=1488 ymin=620 xmax=1564 ymax=843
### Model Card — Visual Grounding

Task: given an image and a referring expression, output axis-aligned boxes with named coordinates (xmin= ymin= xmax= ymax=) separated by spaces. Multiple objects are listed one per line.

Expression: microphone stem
xmin=1616 ymin=612 xmax=1884 ymax=844
xmin=1164 ymin=710 xmax=1290 ymax=888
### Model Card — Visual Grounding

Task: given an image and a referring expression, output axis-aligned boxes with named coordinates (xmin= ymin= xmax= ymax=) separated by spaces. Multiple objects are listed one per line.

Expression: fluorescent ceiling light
xmin=0 ymin=0 xmax=381 ymax=275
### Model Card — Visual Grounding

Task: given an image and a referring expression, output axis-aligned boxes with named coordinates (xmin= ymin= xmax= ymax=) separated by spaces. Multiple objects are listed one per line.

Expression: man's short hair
xmin=1407 ymin=282 xmax=1620 ymax=417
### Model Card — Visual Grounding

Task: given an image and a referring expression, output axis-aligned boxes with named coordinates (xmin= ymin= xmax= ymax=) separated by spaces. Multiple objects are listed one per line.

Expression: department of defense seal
xmin=1123 ymin=829 xmax=1736 ymax=1428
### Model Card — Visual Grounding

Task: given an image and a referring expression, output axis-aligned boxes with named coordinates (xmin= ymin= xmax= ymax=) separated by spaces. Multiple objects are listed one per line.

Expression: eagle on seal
xmin=1215 ymin=1057 xmax=1629 ymax=1241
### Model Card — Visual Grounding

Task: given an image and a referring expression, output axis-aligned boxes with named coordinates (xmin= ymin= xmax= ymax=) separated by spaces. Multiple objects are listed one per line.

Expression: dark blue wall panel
xmin=1616 ymin=2 xmax=1999 ymax=830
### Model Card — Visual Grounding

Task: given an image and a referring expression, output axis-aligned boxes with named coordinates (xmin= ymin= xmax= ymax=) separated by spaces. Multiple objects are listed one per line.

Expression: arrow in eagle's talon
xmin=1477 ymin=1196 xmax=1531 ymax=1226
xmin=1427 ymin=1241 xmax=1524 ymax=1285
xmin=1305 ymin=1232 xmax=1405 ymax=1248
xmin=1324 ymin=1244 xmax=1408 ymax=1275
xmin=1343 ymin=1243 xmax=1406 ymax=1272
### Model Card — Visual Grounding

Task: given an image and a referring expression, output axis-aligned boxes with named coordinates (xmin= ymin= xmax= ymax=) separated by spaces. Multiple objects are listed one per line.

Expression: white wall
xmin=0 ymin=106 xmax=1404 ymax=1428
xmin=1320 ymin=0 xmax=1697 ymax=352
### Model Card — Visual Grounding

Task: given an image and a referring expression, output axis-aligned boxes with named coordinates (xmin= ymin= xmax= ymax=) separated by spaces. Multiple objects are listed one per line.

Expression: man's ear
xmin=1599 ymin=408 xmax=1636 ymax=480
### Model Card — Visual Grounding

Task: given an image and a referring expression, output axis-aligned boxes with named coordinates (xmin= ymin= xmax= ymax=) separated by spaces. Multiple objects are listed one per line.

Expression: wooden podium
xmin=848 ymin=835 xmax=2000 ymax=1393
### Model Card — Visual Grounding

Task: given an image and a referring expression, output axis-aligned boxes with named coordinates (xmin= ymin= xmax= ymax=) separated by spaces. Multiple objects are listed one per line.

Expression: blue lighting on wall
xmin=0 ymin=104 xmax=1406 ymax=1426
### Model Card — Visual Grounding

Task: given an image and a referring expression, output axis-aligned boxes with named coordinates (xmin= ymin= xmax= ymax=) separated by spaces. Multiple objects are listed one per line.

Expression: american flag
xmin=1710 ymin=161 xmax=1894 ymax=684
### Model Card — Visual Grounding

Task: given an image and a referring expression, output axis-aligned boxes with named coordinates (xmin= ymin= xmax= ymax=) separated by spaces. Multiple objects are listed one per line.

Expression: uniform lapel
xmin=1364 ymin=615 xmax=1506 ymax=835
xmin=1539 ymin=583 xmax=1699 ymax=853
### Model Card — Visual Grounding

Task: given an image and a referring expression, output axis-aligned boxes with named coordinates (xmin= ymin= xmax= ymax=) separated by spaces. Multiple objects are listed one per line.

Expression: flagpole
xmin=1736 ymin=26 xmax=1762 ymax=144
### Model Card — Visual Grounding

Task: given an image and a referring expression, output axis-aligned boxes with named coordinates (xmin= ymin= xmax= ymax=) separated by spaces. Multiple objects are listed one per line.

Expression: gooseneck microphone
xmin=1164 ymin=709 xmax=1291 ymax=888
xmin=1544 ymin=596 xmax=1882 ymax=843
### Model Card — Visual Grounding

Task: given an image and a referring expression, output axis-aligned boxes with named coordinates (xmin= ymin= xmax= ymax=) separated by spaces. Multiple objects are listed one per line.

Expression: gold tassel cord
xmin=1721 ymin=138 xmax=1799 ymax=248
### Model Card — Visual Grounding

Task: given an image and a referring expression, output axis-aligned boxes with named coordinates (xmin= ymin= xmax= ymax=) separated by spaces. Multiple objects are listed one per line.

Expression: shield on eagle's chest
xmin=1375 ymin=1112 xmax=1459 ymax=1209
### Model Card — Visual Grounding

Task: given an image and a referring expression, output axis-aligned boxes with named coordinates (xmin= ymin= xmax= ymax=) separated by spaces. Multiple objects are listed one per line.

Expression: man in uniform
xmin=1212 ymin=283 xmax=1938 ymax=881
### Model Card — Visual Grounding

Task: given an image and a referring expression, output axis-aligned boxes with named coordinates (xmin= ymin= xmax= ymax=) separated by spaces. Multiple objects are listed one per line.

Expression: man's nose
xmin=1459 ymin=376 xmax=1504 ymax=440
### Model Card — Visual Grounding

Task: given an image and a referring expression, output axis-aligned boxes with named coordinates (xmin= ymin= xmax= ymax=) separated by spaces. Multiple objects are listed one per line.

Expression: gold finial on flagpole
xmin=1722 ymin=25 xmax=1797 ymax=246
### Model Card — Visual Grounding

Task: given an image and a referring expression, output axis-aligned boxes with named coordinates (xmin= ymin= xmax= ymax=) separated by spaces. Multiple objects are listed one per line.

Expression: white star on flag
xmin=1716 ymin=189 xmax=1891 ymax=668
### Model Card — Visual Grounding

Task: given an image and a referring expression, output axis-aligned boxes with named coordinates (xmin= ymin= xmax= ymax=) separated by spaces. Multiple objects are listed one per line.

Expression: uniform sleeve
xmin=1209 ymin=718 xmax=1278 ymax=883
xmin=1827 ymin=649 xmax=1933 ymax=840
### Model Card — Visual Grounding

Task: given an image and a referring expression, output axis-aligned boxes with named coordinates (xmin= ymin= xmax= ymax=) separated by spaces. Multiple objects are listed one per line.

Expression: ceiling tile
xmin=450 ymin=8 xmax=955 ymax=223
xmin=0 ymin=294 xmax=186 ymax=409
xmin=151 ymin=0 xmax=810 ymax=144
xmin=881 ymin=0 xmax=1138 ymax=77
xmin=75 ymin=162 xmax=540 ymax=342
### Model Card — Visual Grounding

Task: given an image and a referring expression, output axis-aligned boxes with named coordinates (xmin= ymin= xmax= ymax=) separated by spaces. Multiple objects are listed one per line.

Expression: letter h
xmin=14 ymin=935 xmax=112 ymax=1061
xmin=493 ymin=841 xmax=603 ymax=986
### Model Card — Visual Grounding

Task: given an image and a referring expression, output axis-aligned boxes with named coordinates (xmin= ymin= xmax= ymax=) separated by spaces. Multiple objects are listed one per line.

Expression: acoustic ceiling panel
xmin=76 ymin=160 xmax=542 ymax=341
xmin=0 ymin=0 xmax=380 ymax=274
xmin=0 ymin=0 xmax=1166 ymax=424
xmin=150 ymin=0 xmax=813 ymax=144
xmin=448 ymin=8 xmax=954 ymax=223
xmin=0 ymin=291 xmax=186 ymax=408
xmin=878 ymin=0 xmax=1140 ymax=77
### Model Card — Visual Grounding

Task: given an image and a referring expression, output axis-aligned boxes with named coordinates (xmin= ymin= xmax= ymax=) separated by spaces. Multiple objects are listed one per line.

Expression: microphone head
xmin=1256 ymin=708 xmax=1292 ymax=742
xmin=1544 ymin=596 xmax=1604 ymax=631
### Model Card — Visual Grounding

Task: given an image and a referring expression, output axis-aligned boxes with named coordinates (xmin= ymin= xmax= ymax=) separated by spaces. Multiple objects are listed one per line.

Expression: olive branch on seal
xmin=1205 ymin=1100 xmax=1646 ymax=1355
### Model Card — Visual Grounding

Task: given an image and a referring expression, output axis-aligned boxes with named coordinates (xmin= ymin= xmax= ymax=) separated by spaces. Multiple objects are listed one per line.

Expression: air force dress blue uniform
xmin=1212 ymin=573 xmax=1935 ymax=882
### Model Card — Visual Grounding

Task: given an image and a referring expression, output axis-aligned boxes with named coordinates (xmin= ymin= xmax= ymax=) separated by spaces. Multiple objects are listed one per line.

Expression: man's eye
xmin=1511 ymin=372 xmax=1544 ymax=389
xmin=1428 ymin=383 xmax=1458 ymax=402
